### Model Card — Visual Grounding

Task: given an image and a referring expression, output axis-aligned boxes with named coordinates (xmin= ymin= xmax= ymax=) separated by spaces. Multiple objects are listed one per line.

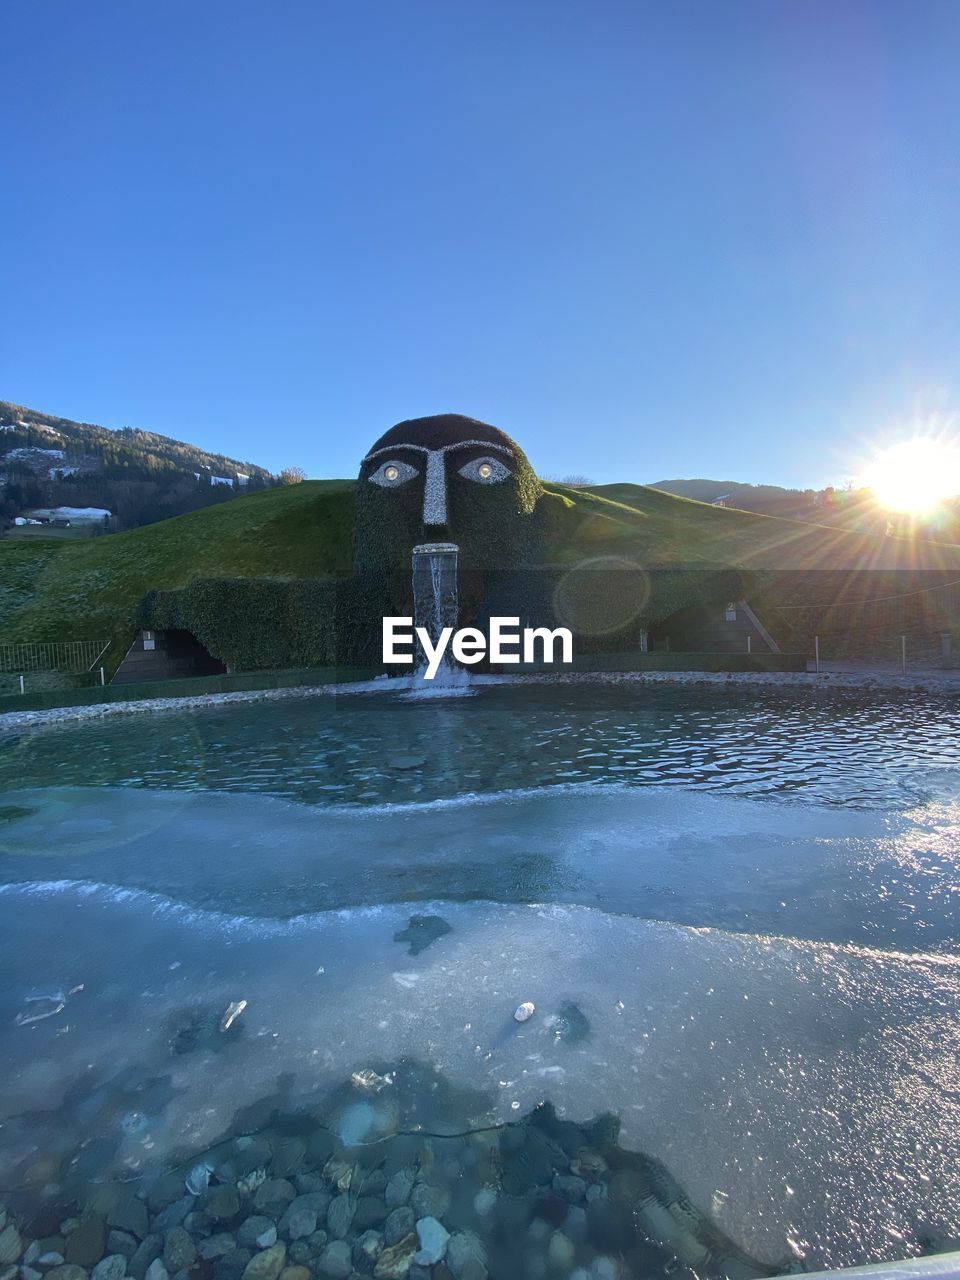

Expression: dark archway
xmin=112 ymin=628 xmax=227 ymax=684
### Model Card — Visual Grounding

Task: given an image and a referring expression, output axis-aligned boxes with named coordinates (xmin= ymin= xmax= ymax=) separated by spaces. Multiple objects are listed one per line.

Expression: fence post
xmin=814 ymin=635 xmax=820 ymax=674
xmin=18 ymin=674 xmax=24 ymax=695
xmin=901 ymin=635 xmax=906 ymax=675
xmin=99 ymin=667 xmax=106 ymax=686
xmin=746 ymin=634 xmax=752 ymax=654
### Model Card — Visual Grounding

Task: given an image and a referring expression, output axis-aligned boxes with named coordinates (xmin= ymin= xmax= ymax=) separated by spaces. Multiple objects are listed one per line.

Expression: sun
xmin=860 ymin=438 xmax=960 ymax=514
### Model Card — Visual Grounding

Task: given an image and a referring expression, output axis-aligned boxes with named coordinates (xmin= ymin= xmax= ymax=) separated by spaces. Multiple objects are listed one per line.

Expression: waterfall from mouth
xmin=411 ymin=542 xmax=464 ymax=687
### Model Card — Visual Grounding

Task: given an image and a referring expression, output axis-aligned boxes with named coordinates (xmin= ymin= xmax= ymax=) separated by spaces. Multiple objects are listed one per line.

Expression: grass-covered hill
xmin=547 ymin=481 xmax=960 ymax=571
xmin=2 ymin=479 xmax=959 ymax=660
xmin=0 ymin=481 xmax=353 ymax=647
xmin=643 ymin=477 xmax=960 ymax=544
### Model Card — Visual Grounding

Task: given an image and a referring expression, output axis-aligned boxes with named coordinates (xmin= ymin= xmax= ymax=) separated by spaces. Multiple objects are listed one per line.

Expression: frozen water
xmin=0 ymin=784 xmax=960 ymax=1266
xmin=0 ymin=785 xmax=958 ymax=950
xmin=0 ymin=885 xmax=958 ymax=1269
xmin=2 ymin=686 xmax=960 ymax=1273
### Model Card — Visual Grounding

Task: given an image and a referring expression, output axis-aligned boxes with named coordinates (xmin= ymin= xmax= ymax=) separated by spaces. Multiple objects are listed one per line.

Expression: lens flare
xmin=860 ymin=438 xmax=960 ymax=514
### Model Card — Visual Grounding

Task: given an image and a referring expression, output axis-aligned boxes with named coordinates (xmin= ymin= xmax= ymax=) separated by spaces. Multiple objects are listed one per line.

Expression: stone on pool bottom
xmin=5 ymin=1102 xmax=748 ymax=1280
xmin=1 ymin=892 xmax=959 ymax=1273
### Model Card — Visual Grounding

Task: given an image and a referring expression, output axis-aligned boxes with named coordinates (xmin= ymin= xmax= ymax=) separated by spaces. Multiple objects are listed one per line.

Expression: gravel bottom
xmin=0 ymin=1095 xmax=780 ymax=1280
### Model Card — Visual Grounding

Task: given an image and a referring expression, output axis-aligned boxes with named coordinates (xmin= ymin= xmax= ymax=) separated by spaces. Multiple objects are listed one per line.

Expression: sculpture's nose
xmin=422 ymin=451 xmax=448 ymax=526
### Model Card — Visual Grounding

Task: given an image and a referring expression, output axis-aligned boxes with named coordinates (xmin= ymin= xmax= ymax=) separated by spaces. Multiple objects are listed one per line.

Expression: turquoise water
xmin=1 ymin=684 xmax=957 ymax=807
xmin=1 ymin=684 xmax=959 ymax=1277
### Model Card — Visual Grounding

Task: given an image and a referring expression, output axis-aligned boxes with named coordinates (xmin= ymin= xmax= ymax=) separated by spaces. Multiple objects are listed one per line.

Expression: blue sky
xmin=2 ymin=1 xmax=958 ymax=487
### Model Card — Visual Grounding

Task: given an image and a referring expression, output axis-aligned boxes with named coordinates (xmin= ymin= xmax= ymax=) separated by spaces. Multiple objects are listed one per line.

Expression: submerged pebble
xmin=384 ymin=1168 xmax=415 ymax=1208
xmin=316 ymin=1240 xmax=351 ymax=1278
xmin=236 ymin=1168 xmax=267 ymax=1196
xmin=414 ymin=1216 xmax=449 ymax=1264
xmin=0 ymin=1084 xmax=780 ymax=1280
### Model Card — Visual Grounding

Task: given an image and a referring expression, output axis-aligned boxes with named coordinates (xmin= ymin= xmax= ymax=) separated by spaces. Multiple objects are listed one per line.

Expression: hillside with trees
xmin=0 ymin=400 xmax=279 ymax=532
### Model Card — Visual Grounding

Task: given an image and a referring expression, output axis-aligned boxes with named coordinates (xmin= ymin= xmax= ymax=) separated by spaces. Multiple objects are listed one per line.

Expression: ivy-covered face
xmin=354 ymin=414 xmax=542 ymax=575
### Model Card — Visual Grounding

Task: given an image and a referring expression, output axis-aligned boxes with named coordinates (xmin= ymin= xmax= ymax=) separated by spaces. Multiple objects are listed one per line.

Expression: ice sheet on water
xmin=1 ymin=784 xmax=958 ymax=949
xmin=0 ymin=886 xmax=959 ymax=1270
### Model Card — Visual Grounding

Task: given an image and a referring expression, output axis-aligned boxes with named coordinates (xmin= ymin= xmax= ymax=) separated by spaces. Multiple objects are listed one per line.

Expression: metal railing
xmin=0 ymin=639 xmax=110 ymax=673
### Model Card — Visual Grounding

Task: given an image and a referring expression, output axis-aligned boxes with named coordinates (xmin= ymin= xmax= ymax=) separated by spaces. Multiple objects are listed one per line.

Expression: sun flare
xmin=860 ymin=438 xmax=960 ymax=514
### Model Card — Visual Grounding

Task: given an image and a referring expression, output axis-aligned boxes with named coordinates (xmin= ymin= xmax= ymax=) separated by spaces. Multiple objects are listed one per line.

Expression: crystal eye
xmin=369 ymin=459 xmax=418 ymax=488
xmin=458 ymin=456 xmax=511 ymax=484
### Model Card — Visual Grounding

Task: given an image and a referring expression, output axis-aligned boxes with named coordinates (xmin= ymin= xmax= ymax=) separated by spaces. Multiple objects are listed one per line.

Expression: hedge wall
xmin=139 ymin=578 xmax=343 ymax=671
xmin=137 ymin=567 xmax=749 ymax=673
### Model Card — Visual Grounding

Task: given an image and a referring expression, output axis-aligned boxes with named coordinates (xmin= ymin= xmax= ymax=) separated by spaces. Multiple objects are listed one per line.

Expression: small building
xmin=657 ymin=598 xmax=781 ymax=655
xmin=112 ymin=629 xmax=227 ymax=685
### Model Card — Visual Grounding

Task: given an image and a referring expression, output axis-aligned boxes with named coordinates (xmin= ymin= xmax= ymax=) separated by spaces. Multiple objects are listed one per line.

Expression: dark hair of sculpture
xmin=354 ymin=413 xmax=543 ymax=577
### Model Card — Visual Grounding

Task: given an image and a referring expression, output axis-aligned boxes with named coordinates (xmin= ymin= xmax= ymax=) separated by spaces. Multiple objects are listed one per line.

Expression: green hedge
xmin=136 ymin=568 xmax=751 ymax=673
xmin=139 ymin=578 xmax=343 ymax=671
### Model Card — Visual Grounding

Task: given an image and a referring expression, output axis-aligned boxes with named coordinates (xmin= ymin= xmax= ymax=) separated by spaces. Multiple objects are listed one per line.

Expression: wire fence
xmin=0 ymin=640 xmax=111 ymax=674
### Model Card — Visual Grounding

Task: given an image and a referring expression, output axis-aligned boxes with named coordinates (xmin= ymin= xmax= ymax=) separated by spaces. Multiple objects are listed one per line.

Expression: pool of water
xmin=1 ymin=683 xmax=958 ymax=808
xmin=1 ymin=684 xmax=959 ymax=1278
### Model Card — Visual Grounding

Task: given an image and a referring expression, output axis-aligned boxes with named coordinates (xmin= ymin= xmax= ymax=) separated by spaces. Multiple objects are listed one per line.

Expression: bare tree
xmin=280 ymin=466 xmax=306 ymax=485
xmin=540 ymin=473 xmax=595 ymax=488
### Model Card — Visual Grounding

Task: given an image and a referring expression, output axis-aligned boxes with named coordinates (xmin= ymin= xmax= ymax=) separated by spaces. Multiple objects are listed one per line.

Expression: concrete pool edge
xmin=788 ymin=1251 xmax=960 ymax=1280
xmin=1 ymin=666 xmax=959 ymax=733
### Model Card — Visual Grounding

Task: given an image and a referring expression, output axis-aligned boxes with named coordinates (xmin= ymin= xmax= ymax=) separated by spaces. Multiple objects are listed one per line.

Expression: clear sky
xmin=2 ymin=1 xmax=959 ymax=488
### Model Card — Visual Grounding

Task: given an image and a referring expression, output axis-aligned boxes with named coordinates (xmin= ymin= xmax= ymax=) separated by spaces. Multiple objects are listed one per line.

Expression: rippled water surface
xmin=2 ymin=683 xmax=958 ymax=808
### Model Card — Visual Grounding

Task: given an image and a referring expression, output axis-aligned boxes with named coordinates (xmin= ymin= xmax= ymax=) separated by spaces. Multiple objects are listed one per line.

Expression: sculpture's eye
xmin=458 ymin=456 xmax=511 ymax=484
xmin=368 ymin=459 xmax=418 ymax=488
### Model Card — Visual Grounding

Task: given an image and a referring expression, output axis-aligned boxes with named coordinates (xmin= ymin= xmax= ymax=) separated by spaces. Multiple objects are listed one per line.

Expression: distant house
xmin=710 ymin=494 xmax=732 ymax=508
xmin=194 ymin=472 xmax=246 ymax=486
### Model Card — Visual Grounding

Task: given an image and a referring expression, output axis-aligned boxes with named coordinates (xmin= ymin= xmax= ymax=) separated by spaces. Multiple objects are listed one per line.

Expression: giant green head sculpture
xmin=354 ymin=413 xmax=543 ymax=576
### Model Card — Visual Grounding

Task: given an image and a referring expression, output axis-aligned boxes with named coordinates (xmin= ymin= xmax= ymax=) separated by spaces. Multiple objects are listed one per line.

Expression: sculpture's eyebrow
xmin=361 ymin=440 xmax=514 ymax=464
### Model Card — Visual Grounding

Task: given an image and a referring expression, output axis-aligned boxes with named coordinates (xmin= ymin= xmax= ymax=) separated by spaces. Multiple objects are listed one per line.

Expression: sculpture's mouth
xmin=413 ymin=541 xmax=460 ymax=554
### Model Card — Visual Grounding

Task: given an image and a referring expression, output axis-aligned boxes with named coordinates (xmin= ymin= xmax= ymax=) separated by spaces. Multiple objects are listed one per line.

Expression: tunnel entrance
xmin=111 ymin=628 xmax=227 ymax=684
